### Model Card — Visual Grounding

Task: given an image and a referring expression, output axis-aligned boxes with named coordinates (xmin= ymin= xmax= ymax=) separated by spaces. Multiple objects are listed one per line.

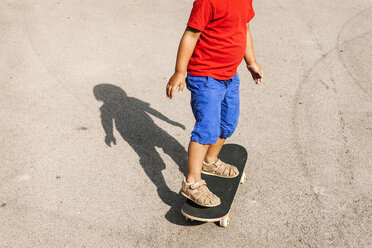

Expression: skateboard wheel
xmin=219 ymin=215 xmax=230 ymax=228
xmin=186 ymin=217 xmax=193 ymax=222
xmin=240 ymin=172 xmax=246 ymax=184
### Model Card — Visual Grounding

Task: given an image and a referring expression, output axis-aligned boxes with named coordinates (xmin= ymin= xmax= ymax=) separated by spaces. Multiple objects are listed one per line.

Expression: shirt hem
xmin=187 ymin=70 xmax=237 ymax=81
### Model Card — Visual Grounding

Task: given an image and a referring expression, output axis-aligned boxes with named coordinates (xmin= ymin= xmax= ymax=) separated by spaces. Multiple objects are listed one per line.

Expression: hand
xmin=247 ymin=62 xmax=263 ymax=84
xmin=105 ymin=134 xmax=116 ymax=147
xmin=166 ymin=72 xmax=185 ymax=99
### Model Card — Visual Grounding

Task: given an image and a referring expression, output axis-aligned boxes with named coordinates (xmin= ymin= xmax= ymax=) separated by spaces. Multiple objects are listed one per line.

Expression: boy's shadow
xmin=93 ymin=84 xmax=194 ymax=225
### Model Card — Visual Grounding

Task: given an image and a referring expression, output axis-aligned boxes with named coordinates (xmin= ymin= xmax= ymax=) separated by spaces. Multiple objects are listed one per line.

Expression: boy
xmin=166 ymin=0 xmax=263 ymax=207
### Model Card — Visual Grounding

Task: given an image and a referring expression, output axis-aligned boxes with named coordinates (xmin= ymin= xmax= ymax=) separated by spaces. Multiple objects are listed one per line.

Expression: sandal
xmin=181 ymin=179 xmax=221 ymax=207
xmin=202 ymin=159 xmax=239 ymax=178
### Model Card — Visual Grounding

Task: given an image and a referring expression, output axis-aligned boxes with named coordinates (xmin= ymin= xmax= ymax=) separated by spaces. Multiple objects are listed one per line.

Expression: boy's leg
xmin=186 ymin=140 xmax=209 ymax=183
xmin=183 ymin=140 xmax=221 ymax=207
xmin=185 ymin=74 xmax=226 ymax=180
xmin=201 ymin=74 xmax=240 ymax=178
xmin=219 ymin=74 xmax=240 ymax=139
xmin=204 ymin=74 xmax=240 ymax=164
xmin=181 ymin=75 xmax=226 ymax=207
xmin=204 ymin=137 xmax=226 ymax=164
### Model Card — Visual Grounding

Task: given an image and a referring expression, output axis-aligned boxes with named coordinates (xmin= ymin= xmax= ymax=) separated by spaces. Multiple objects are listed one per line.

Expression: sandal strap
xmin=190 ymin=179 xmax=206 ymax=190
xmin=215 ymin=159 xmax=233 ymax=176
xmin=189 ymin=181 xmax=217 ymax=204
xmin=203 ymin=159 xmax=238 ymax=177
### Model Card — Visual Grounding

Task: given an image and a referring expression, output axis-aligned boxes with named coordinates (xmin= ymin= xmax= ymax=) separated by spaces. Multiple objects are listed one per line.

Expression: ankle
xmin=204 ymin=156 xmax=218 ymax=164
xmin=186 ymin=175 xmax=201 ymax=183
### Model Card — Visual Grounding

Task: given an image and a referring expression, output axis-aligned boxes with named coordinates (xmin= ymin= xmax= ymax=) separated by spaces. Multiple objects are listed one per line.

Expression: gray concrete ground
xmin=1 ymin=0 xmax=371 ymax=247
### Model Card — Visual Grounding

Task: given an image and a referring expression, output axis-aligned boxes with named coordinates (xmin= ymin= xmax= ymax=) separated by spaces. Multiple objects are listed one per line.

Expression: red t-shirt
xmin=187 ymin=0 xmax=255 ymax=80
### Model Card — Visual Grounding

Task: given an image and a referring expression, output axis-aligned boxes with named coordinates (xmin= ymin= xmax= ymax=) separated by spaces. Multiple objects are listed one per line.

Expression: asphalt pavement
xmin=1 ymin=0 xmax=371 ymax=247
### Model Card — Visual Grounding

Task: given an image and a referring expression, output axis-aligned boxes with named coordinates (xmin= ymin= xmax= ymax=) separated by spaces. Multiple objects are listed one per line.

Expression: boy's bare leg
xmin=204 ymin=137 xmax=226 ymax=164
xmin=186 ymin=140 xmax=210 ymax=183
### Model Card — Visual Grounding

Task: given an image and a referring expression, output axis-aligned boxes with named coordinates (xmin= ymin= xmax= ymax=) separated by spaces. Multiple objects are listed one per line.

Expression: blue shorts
xmin=186 ymin=73 xmax=240 ymax=145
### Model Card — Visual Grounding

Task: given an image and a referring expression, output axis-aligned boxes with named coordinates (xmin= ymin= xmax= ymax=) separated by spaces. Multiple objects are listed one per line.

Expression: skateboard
xmin=181 ymin=144 xmax=248 ymax=227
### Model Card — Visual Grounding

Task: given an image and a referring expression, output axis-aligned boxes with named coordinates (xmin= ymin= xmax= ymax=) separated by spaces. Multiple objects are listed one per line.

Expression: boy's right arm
xmin=166 ymin=27 xmax=201 ymax=99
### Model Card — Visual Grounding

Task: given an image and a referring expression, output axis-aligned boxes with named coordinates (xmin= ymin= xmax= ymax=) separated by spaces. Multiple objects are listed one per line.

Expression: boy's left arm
xmin=244 ymin=23 xmax=263 ymax=84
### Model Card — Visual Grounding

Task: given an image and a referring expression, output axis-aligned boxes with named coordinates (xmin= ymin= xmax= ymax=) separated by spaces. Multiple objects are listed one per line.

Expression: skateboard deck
xmin=181 ymin=144 xmax=248 ymax=227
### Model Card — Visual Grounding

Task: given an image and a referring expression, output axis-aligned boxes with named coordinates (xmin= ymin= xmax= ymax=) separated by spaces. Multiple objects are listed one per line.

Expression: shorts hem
xmin=190 ymin=136 xmax=218 ymax=145
xmin=220 ymin=132 xmax=233 ymax=139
